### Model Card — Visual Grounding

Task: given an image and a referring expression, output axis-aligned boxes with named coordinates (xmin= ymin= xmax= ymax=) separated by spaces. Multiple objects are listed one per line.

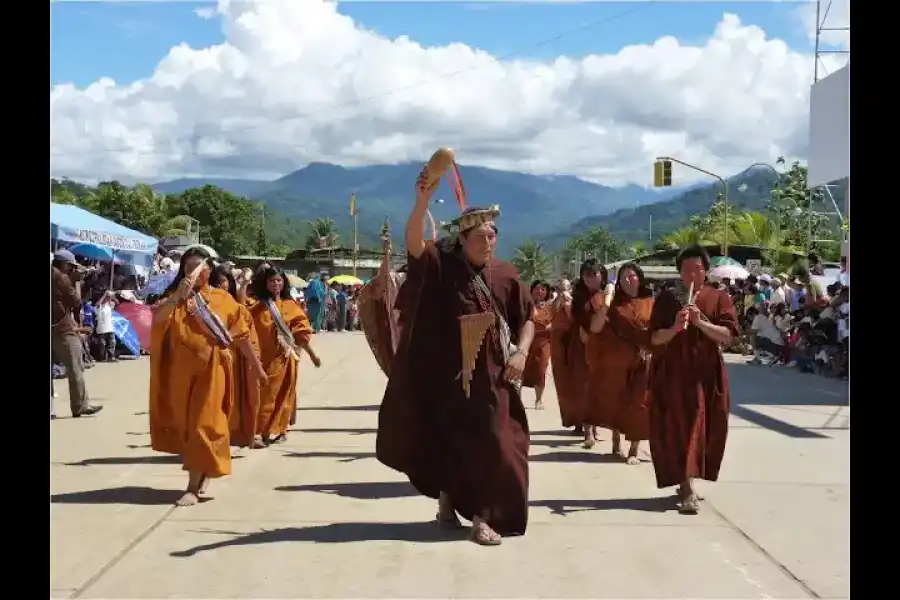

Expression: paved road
xmin=51 ymin=333 xmax=848 ymax=599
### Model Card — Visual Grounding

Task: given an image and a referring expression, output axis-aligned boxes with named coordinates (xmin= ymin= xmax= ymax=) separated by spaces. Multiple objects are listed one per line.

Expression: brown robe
xmin=648 ymin=283 xmax=739 ymax=488
xmin=549 ymin=301 xmax=576 ymax=426
xmin=564 ymin=284 xmax=595 ymax=425
xmin=376 ymin=241 xmax=534 ymax=536
xmin=583 ymin=294 xmax=654 ymax=440
xmin=522 ymin=302 xmax=554 ymax=388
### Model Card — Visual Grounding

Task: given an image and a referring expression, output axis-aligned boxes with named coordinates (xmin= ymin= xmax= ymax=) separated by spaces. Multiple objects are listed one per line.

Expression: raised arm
xmin=406 ymin=168 xmax=437 ymax=260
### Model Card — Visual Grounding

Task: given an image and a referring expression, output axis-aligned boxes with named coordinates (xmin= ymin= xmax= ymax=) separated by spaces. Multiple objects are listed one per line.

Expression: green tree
xmin=512 ymin=240 xmax=552 ymax=283
xmin=768 ymin=157 xmax=840 ymax=258
xmin=178 ymin=185 xmax=263 ymax=257
xmin=562 ymin=226 xmax=623 ymax=265
xmin=306 ymin=217 xmax=340 ymax=250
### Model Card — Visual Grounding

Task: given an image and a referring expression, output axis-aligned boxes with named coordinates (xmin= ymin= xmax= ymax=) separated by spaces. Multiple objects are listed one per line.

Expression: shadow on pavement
xmin=273 ymin=481 xmax=418 ymax=499
xmin=291 ymin=427 xmax=377 ymax=435
xmin=529 ymin=439 xmax=586 ymax=449
xmin=58 ymin=455 xmax=183 ymax=467
xmin=727 ymin=362 xmax=848 ymax=407
xmin=51 ymin=486 xmax=181 ymax=505
xmin=531 ymin=429 xmax=584 ymax=438
xmin=531 ymin=496 xmax=673 ymax=515
xmin=297 ymin=404 xmax=379 ymax=412
xmin=281 ymin=450 xmax=376 ymax=462
xmin=529 ymin=451 xmax=627 ymax=464
xmin=170 ymin=522 xmax=451 ymax=556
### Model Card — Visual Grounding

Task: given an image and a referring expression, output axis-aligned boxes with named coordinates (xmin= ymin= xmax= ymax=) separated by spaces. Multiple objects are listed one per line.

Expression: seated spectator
xmin=749 ymin=304 xmax=785 ymax=365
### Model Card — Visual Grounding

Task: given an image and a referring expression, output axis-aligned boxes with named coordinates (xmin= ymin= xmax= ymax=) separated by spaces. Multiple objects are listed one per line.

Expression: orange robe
xmin=565 ymin=284 xmax=595 ymax=425
xmin=583 ymin=295 xmax=654 ymax=440
xmin=549 ymin=301 xmax=575 ymax=426
xmin=522 ymin=302 xmax=554 ymax=388
xmin=229 ymin=304 xmax=262 ymax=448
xmin=250 ymin=298 xmax=313 ymax=438
xmin=149 ymin=287 xmax=250 ymax=478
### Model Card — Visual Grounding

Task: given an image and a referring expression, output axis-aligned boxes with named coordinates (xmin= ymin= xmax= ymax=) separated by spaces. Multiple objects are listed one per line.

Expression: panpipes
xmin=458 ymin=312 xmax=496 ymax=398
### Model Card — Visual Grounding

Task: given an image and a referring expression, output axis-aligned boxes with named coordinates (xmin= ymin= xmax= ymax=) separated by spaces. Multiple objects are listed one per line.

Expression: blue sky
xmin=51 ymin=1 xmax=815 ymax=88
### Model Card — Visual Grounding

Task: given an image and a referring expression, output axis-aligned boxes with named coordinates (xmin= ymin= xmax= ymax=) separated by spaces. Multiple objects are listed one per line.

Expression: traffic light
xmin=653 ymin=160 xmax=672 ymax=187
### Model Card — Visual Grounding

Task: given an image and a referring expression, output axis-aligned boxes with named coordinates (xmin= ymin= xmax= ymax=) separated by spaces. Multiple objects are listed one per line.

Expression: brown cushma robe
xmin=521 ymin=302 xmax=554 ymax=389
xmin=376 ymin=241 xmax=535 ymax=536
xmin=564 ymin=284 xmax=595 ymax=424
xmin=647 ymin=283 xmax=740 ymax=489
xmin=583 ymin=294 xmax=654 ymax=441
xmin=549 ymin=302 xmax=576 ymax=426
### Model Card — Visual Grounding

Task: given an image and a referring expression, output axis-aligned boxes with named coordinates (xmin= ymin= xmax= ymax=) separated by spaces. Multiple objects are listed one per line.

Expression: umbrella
xmin=710 ymin=256 xmax=742 ymax=268
xmin=112 ymin=310 xmax=142 ymax=356
xmin=68 ymin=242 xmax=123 ymax=263
xmin=143 ymin=272 xmax=177 ymax=296
xmin=184 ymin=243 xmax=219 ymax=259
xmin=115 ymin=302 xmax=152 ymax=351
xmin=286 ymin=274 xmax=307 ymax=288
xmin=329 ymin=274 xmax=362 ymax=286
xmin=709 ymin=264 xmax=750 ymax=281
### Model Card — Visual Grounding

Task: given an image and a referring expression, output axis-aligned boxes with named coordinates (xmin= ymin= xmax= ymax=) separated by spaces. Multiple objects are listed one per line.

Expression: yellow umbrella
xmin=286 ymin=274 xmax=307 ymax=288
xmin=329 ymin=274 xmax=362 ymax=286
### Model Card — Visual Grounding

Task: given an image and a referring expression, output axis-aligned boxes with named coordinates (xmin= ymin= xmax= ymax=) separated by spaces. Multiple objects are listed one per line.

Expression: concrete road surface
xmin=51 ymin=333 xmax=848 ymax=599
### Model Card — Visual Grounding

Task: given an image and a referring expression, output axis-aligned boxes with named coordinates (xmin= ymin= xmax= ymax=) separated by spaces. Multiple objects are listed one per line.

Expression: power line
xmin=51 ymin=2 xmax=658 ymax=158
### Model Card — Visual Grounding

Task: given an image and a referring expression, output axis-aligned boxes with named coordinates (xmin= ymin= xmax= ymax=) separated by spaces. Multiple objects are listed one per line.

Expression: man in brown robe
xmin=648 ymin=245 xmax=739 ymax=514
xmin=377 ymin=169 xmax=535 ymax=546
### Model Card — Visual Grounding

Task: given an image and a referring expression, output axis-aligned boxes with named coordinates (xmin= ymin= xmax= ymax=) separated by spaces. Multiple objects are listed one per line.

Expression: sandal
xmin=678 ymin=494 xmax=700 ymax=515
xmin=436 ymin=512 xmax=465 ymax=531
xmin=469 ymin=523 xmax=502 ymax=546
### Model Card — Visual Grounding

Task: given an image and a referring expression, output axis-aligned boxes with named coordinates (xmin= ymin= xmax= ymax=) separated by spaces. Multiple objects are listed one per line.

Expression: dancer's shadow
xmin=58 ymin=455 xmax=182 ymax=467
xmin=297 ymin=404 xmax=379 ymax=412
xmin=281 ymin=450 xmax=375 ymax=463
xmin=51 ymin=486 xmax=180 ymax=506
xmin=531 ymin=496 xmax=673 ymax=516
xmin=291 ymin=427 xmax=376 ymax=435
xmin=529 ymin=451 xmax=626 ymax=464
xmin=171 ymin=521 xmax=450 ymax=557
xmin=274 ymin=481 xmax=417 ymax=500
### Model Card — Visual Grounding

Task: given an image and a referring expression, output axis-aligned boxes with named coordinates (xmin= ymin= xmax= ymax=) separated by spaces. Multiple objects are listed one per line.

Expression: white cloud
xmin=794 ymin=0 xmax=850 ymax=50
xmin=50 ymin=0 xmax=850 ymax=187
xmin=194 ymin=8 xmax=217 ymax=21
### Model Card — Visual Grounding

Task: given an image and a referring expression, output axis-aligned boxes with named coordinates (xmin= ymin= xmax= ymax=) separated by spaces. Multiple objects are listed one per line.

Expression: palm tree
xmin=512 ymin=240 xmax=552 ymax=283
xmin=306 ymin=217 xmax=340 ymax=250
xmin=658 ymin=226 xmax=712 ymax=250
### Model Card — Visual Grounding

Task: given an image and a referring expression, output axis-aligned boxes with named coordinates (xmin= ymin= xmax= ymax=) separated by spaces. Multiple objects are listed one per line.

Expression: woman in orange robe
xmin=567 ymin=260 xmax=608 ymax=448
xmin=210 ymin=265 xmax=265 ymax=450
xmin=583 ymin=262 xmax=654 ymax=462
xmin=150 ymin=248 xmax=268 ymax=507
xmin=522 ymin=281 xmax=554 ymax=410
xmin=549 ymin=279 xmax=576 ymax=427
xmin=248 ymin=267 xmax=316 ymax=445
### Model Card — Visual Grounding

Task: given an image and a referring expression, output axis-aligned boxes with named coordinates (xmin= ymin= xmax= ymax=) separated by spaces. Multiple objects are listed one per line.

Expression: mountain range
xmin=151 ymin=162 xmax=684 ymax=254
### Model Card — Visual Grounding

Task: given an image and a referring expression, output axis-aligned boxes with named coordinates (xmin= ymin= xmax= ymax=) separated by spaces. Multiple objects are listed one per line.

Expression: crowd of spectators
xmin=724 ymin=255 xmax=849 ymax=378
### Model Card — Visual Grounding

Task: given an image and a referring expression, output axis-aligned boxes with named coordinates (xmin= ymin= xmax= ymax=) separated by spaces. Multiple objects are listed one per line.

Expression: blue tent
xmin=50 ymin=202 xmax=158 ymax=267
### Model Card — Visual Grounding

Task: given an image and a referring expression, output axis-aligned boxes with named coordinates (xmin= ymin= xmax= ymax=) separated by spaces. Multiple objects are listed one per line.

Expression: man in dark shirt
xmin=51 ymin=250 xmax=102 ymax=418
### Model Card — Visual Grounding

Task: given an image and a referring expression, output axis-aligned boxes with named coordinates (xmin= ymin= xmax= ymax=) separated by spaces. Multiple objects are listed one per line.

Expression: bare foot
xmin=251 ymin=435 xmax=267 ymax=449
xmin=625 ymin=455 xmax=640 ymax=465
xmin=273 ymin=433 xmax=288 ymax=444
xmin=175 ymin=491 xmax=200 ymax=507
xmin=198 ymin=476 xmax=210 ymax=495
xmin=582 ymin=436 xmax=595 ymax=450
xmin=534 ymin=400 xmax=544 ymax=410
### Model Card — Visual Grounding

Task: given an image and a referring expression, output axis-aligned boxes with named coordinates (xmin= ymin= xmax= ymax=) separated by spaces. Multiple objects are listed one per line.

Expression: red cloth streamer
xmin=448 ymin=162 xmax=467 ymax=212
